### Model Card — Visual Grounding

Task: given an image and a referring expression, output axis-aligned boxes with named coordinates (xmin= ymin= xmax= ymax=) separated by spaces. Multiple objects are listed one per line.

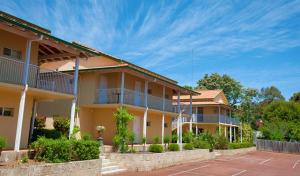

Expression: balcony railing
xmin=173 ymin=113 xmax=240 ymax=126
xmin=95 ymin=88 xmax=174 ymax=112
xmin=0 ymin=56 xmax=74 ymax=94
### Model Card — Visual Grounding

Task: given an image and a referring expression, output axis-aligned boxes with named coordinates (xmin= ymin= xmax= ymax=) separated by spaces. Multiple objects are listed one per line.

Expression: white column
xmin=162 ymin=86 xmax=165 ymax=144
xmin=14 ymin=40 xmax=32 ymax=151
xmin=189 ymin=94 xmax=192 ymax=132
xmin=234 ymin=127 xmax=236 ymax=142
xmin=120 ymin=72 xmax=125 ymax=105
xmin=230 ymin=125 xmax=232 ymax=143
xmin=28 ymin=100 xmax=38 ymax=143
xmin=143 ymin=81 xmax=148 ymax=141
xmin=69 ymin=57 xmax=80 ymax=138
xmin=179 ymin=112 xmax=183 ymax=148
xmin=176 ymin=91 xmax=181 ymax=144
xmin=218 ymin=106 xmax=221 ymax=135
xmin=224 ymin=126 xmax=227 ymax=137
xmin=196 ymin=125 xmax=198 ymax=136
xmin=240 ymin=122 xmax=243 ymax=143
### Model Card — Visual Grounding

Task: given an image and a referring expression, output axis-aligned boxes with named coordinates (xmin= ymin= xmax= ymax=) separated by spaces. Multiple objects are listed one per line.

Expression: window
xmin=147 ymin=121 xmax=151 ymax=127
xmin=0 ymin=107 xmax=14 ymax=117
xmin=3 ymin=47 xmax=22 ymax=60
xmin=164 ymin=123 xmax=168 ymax=128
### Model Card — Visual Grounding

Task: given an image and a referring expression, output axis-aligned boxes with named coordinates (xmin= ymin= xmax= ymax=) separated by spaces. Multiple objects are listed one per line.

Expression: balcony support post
xmin=229 ymin=109 xmax=232 ymax=143
xmin=14 ymin=40 xmax=32 ymax=151
xmin=189 ymin=94 xmax=192 ymax=132
xmin=176 ymin=91 xmax=181 ymax=145
xmin=162 ymin=86 xmax=165 ymax=144
xmin=143 ymin=81 xmax=148 ymax=142
xmin=28 ymin=100 xmax=38 ymax=144
xmin=120 ymin=72 xmax=125 ymax=105
xmin=218 ymin=106 xmax=221 ymax=135
xmin=69 ymin=57 xmax=80 ymax=138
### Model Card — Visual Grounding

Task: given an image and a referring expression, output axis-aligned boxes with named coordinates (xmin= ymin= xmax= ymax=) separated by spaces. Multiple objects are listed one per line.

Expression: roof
xmin=176 ymin=90 xmax=222 ymax=100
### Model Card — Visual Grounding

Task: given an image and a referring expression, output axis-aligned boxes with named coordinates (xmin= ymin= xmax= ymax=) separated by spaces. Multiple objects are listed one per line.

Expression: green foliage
xmin=164 ymin=135 xmax=170 ymax=144
xmin=183 ymin=132 xmax=193 ymax=143
xmin=214 ymin=135 xmax=229 ymax=150
xmin=171 ymin=134 xmax=178 ymax=143
xmin=128 ymin=131 xmax=135 ymax=151
xmin=34 ymin=118 xmax=46 ymax=129
xmin=153 ymin=136 xmax=160 ymax=144
xmin=196 ymin=73 xmax=243 ymax=105
xmin=183 ymin=85 xmax=193 ymax=90
xmin=0 ymin=136 xmax=6 ymax=149
xmin=30 ymin=137 xmax=99 ymax=163
xmin=113 ymin=107 xmax=134 ymax=153
xmin=32 ymin=129 xmax=62 ymax=142
xmin=73 ymin=125 xmax=80 ymax=134
xmin=72 ymin=140 xmax=100 ymax=160
xmin=239 ymin=88 xmax=259 ymax=123
xmin=260 ymin=86 xmax=285 ymax=103
xmin=142 ymin=137 xmax=146 ymax=145
xmin=206 ymin=133 xmax=216 ymax=150
xmin=168 ymin=143 xmax=180 ymax=151
xmin=193 ymin=138 xmax=210 ymax=149
xmin=183 ymin=143 xmax=194 ymax=150
xmin=81 ymin=133 xmax=92 ymax=141
xmin=241 ymin=123 xmax=253 ymax=143
xmin=148 ymin=144 xmax=164 ymax=153
xmin=262 ymin=101 xmax=300 ymax=122
xmin=21 ymin=156 xmax=29 ymax=163
xmin=53 ymin=118 xmax=70 ymax=136
xmin=290 ymin=92 xmax=300 ymax=103
xmin=228 ymin=142 xmax=253 ymax=149
xmin=260 ymin=121 xmax=288 ymax=141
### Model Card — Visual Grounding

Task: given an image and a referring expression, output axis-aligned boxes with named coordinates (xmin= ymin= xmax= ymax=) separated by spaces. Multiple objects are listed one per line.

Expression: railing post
xmin=14 ymin=40 xmax=32 ymax=151
xmin=229 ymin=109 xmax=232 ymax=143
xmin=189 ymin=94 xmax=192 ymax=132
xmin=69 ymin=57 xmax=79 ymax=138
xmin=143 ymin=80 xmax=148 ymax=142
xmin=162 ymin=86 xmax=165 ymax=144
xmin=177 ymin=91 xmax=180 ymax=144
xmin=218 ymin=105 xmax=221 ymax=135
xmin=120 ymin=72 xmax=125 ymax=105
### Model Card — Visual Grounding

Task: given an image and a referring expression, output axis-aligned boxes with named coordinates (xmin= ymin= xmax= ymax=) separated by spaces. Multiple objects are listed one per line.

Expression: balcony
xmin=95 ymin=88 xmax=174 ymax=112
xmin=179 ymin=113 xmax=240 ymax=125
xmin=0 ymin=56 xmax=74 ymax=94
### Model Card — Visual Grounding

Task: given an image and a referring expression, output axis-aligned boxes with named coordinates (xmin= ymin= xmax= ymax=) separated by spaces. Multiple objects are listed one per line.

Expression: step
xmin=102 ymin=168 xmax=127 ymax=175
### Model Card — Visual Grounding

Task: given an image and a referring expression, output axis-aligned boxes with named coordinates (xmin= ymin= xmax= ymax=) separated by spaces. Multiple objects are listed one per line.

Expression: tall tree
xmin=183 ymin=85 xmax=193 ymax=90
xmin=290 ymin=92 xmax=300 ymax=103
xmin=196 ymin=73 xmax=242 ymax=106
xmin=239 ymin=88 xmax=259 ymax=123
xmin=259 ymin=86 xmax=285 ymax=103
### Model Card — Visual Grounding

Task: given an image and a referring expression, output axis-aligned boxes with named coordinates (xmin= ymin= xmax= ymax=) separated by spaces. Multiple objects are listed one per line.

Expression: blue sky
xmin=1 ymin=0 xmax=300 ymax=99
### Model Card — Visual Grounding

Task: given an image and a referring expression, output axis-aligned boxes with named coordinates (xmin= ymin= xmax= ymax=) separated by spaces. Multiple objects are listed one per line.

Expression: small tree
xmin=53 ymin=117 xmax=70 ymax=136
xmin=142 ymin=137 xmax=146 ymax=152
xmin=113 ymin=107 xmax=134 ymax=153
xmin=128 ymin=132 xmax=135 ymax=152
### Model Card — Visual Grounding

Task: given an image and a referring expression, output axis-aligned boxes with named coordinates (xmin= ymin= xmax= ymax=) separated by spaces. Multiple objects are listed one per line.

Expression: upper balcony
xmin=0 ymin=56 xmax=74 ymax=94
xmin=181 ymin=113 xmax=240 ymax=126
xmin=94 ymin=88 xmax=174 ymax=113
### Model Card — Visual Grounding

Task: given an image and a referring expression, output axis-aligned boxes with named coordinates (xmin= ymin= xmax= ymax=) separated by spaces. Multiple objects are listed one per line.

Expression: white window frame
xmin=2 ymin=47 xmax=22 ymax=60
xmin=0 ymin=107 xmax=14 ymax=117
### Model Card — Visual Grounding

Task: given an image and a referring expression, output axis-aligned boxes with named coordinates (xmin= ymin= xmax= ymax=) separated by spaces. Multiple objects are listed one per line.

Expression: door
xmin=98 ymin=76 xmax=108 ymax=103
xmin=133 ymin=116 xmax=141 ymax=143
xmin=134 ymin=81 xmax=142 ymax=106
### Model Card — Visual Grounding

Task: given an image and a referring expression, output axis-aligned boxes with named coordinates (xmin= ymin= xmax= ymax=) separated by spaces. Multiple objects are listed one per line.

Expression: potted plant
xmin=0 ymin=137 xmax=6 ymax=157
xmin=96 ymin=125 xmax=105 ymax=144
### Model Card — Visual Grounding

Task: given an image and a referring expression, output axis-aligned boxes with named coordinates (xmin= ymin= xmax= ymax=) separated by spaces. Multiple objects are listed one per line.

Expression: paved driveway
xmin=116 ymin=151 xmax=300 ymax=176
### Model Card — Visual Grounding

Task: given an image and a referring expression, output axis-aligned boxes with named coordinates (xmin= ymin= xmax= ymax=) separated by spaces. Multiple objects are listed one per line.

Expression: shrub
xmin=128 ymin=132 xmax=135 ymax=151
xmin=214 ymin=135 xmax=229 ymax=150
xmin=193 ymin=139 xmax=210 ymax=149
xmin=148 ymin=144 xmax=163 ymax=153
xmin=153 ymin=136 xmax=160 ymax=144
xmin=228 ymin=142 xmax=253 ymax=149
xmin=30 ymin=137 xmax=99 ymax=163
xmin=53 ymin=118 xmax=70 ymax=136
xmin=34 ymin=118 xmax=46 ymax=129
xmin=183 ymin=132 xmax=193 ymax=143
xmin=171 ymin=134 xmax=178 ymax=143
xmin=81 ymin=133 xmax=92 ymax=141
xmin=72 ymin=140 xmax=100 ymax=160
xmin=0 ymin=136 xmax=6 ymax=149
xmin=31 ymin=129 xmax=62 ymax=142
xmin=206 ymin=133 xmax=216 ymax=151
xmin=21 ymin=156 xmax=29 ymax=163
xmin=168 ymin=143 xmax=180 ymax=151
xmin=183 ymin=143 xmax=194 ymax=150
xmin=164 ymin=135 xmax=170 ymax=144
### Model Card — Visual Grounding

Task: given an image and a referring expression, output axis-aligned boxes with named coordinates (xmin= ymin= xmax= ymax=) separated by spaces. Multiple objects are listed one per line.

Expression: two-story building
xmin=0 ymin=11 xmax=100 ymax=150
xmin=173 ymin=90 xmax=240 ymax=142
xmin=38 ymin=53 xmax=197 ymax=145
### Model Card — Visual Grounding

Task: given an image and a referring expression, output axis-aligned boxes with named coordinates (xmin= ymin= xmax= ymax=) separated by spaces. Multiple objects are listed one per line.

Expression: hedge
xmin=148 ymin=144 xmax=164 ymax=153
xmin=30 ymin=137 xmax=100 ymax=163
xmin=31 ymin=129 xmax=63 ymax=142
xmin=183 ymin=143 xmax=194 ymax=150
xmin=168 ymin=143 xmax=180 ymax=151
xmin=228 ymin=142 xmax=253 ymax=149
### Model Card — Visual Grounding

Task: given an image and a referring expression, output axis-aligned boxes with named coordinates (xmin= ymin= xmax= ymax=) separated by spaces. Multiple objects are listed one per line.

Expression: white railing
xmin=0 ymin=56 xmax=74 ymax=94
xmin=95 ymin=88 xmax=174 ymax=112
xmin=178 ymin=113 xmax=240 ymax=125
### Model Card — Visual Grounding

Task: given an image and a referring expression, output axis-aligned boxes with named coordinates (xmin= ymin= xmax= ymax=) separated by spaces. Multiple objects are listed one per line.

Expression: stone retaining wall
xmin=0 ymin=150 xmax=28 ymax=162
xmin=0 ymin=159 xmax=101 ymax=176
xmin=108 ymin=147 xmax=256 ymax=171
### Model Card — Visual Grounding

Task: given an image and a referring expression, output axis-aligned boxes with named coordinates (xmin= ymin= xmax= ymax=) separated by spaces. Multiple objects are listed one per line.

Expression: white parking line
xmin=293 ymin=160 xmax=300 ymax=169
xmin=231 ymin=170 xmax=247 ymax=176
xmin=167 ymin=164 xmax=210 ymax=176
xmin=259 ymin=158 xmax=272 ymax=165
